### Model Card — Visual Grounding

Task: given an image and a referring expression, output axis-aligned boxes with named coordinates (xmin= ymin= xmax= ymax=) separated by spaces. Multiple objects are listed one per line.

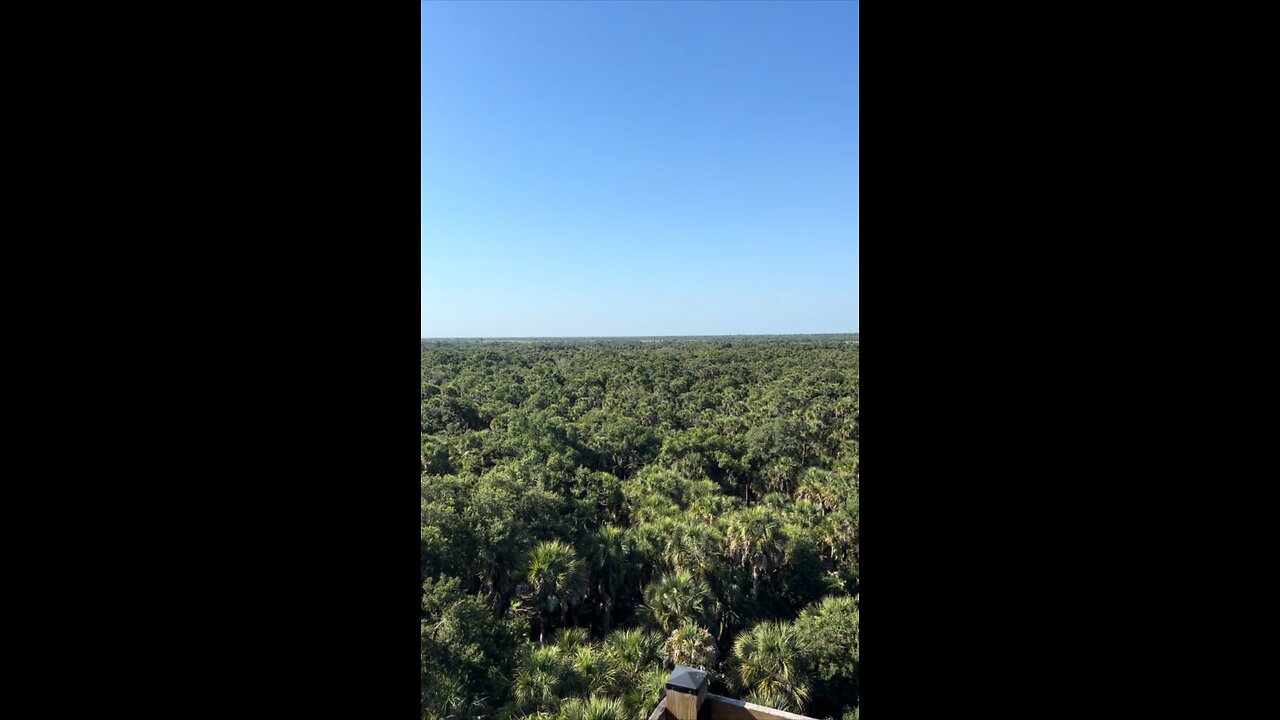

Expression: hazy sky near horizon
xmin=422 ymin=0 xmax=858 ymax=338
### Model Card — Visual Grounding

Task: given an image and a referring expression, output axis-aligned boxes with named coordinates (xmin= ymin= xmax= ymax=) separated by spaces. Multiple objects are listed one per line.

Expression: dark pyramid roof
xmin=665 ymin=665 xmax=709 ymax=692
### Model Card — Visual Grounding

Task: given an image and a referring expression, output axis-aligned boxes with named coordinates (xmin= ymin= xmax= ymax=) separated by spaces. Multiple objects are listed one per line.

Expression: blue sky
xmin=422 ymin=0 xmax=858 ymax=337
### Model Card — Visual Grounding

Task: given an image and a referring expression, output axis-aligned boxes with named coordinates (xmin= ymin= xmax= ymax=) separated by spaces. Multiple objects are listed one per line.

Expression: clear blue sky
xmin=422 ymin=0 xmax=858 ymax=337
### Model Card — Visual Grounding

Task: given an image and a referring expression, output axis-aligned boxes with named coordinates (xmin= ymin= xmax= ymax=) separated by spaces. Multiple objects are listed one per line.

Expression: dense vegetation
xmin=422 ymin=336 xmax=859 ymax=720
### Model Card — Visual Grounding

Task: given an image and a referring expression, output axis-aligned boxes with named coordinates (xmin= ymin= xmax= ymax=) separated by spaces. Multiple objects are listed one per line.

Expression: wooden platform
xmin=647 ymin=692 xmax=819 ymax=720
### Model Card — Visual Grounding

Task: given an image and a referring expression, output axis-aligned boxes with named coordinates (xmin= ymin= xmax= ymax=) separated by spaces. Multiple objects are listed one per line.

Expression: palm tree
xmin=796 ymin=468 xmax=837 ymax=515
xmin=690 ymin=492 xmax=742 ymax=526
xmin=603 ymin=628 xmax=662 ymax=689
xmin=666 ymin=521 xmax=721 ymax=579
xmin=587 ymin=525 xmax=635 ymax=632
xmin=663 ymin=621 xmax=718 ymax=670
xmin=555 ymin=627 xmax=590 ymax=653
xmin=643 ymin=570 xmax=716 ymax=635
xmin=512 ymin=645 xmax=570 ymax=715
xmin=723 ymin=507 xmax=788 ymax=600
xmin=817 ymin=508 xmax=857 ymax=565
xmin=728 ymin=621 xmax=811 ymax=713
xmin=761 ymin=457 xmax=801 ymax=496
xmin=569 ymin=644 xmax=617 ymax=696
xmin=527 ymin=540 xmax=585 ymax=642
xmin=807 ymin=596 xmax=857 ymax=662
xmin=745 ymin=688 xmax=803 ymax=714
xmin=558 ymin=695 xmax=627 ymax=720
xmin=636 ymin=516 xmax=720 ymax=579
xmin=420 ymin=671 xmax=472 ymax=720
xmin=622 ymin=666 xmax=673 ymax=720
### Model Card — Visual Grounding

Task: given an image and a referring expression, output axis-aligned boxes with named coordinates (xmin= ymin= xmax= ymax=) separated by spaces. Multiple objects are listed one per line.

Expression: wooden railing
xmin=702 ymin=693 xmax=819 ymax=720
xmin=653 ymin=665 xmax=820 ymax=720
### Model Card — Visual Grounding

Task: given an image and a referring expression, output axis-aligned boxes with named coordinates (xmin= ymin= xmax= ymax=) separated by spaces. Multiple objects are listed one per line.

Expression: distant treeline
xmin=421 ymin=333 xmax=857 ymax=347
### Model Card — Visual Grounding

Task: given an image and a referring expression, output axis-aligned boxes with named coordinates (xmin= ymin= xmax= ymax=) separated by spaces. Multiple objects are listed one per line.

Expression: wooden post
xmin=665 ymin=666 xmax=709 ymax=720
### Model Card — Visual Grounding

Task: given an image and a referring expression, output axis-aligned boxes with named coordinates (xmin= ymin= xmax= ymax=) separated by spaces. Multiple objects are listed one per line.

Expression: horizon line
xmin=421 ymin=332 xmax=859 ymax=340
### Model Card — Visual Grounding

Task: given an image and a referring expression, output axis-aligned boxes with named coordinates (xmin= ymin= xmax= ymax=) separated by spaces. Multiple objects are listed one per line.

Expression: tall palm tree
xmin=723 ymin=507 xmax=788 ymax=600
xmin=816 ymin=508 xmax=857 ymax=566
xmin=587 ymin=525 xmax=635 ymax=632
xmin=728 ymin=621 xmax=811 ymax=713
xmin=527 ymin=540 xmax=585 ymax=642
xmin=643 ymin=570 xmax=717 ymax=635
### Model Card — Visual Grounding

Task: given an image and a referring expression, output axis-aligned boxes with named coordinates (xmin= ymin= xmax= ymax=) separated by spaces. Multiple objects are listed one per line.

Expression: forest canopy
xmin=422 ymin=336 xmax=859 ymax=720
